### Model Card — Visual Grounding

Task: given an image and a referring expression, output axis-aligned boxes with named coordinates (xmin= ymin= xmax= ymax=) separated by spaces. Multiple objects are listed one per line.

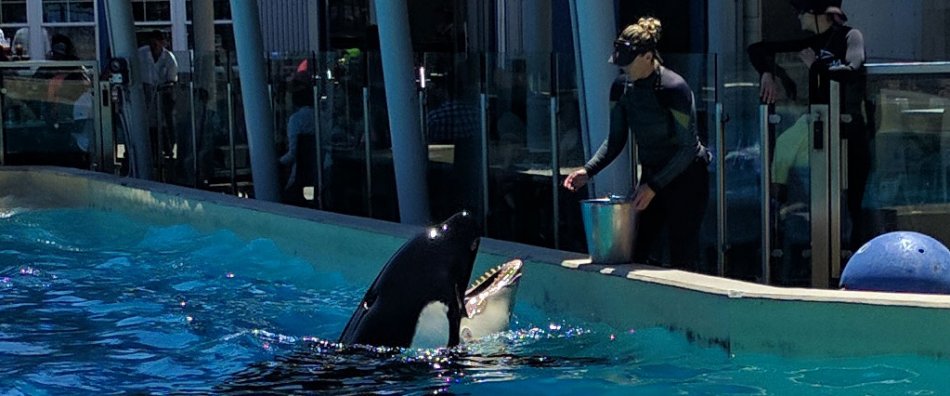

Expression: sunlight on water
xmin=1 ymin=208 xmax=949 ymax=394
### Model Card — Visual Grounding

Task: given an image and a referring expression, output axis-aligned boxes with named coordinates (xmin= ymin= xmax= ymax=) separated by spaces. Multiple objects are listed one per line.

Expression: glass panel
xmin=190 ymin=49 xmax=245 ymax=194
xmin=153 ymin=50 xmax=197 ymax=187
xmin=862 ymin=68 xmax=950 ymax=247
xmin=719 ymin=54 xmax=768 ymax=282
xmin=424 ymin=52 xmax=485 ymax=228
xmin=554 ymin=52 xmax=588 ymax=253
xmin=45 ymin=26 xmax=95 ymax=60
xmin=132 ymin=2 xmax=146 ymax=22
xmin=69 ymin=1 xmax=94 ymax=22
xmin=316 ymin=49 xmax=370 ymax=217
xmin=267 ymin=52 xmax=321 ymax=208
xmin=43 ymin=2 xmax=68 ymax=23
xmin=365 ymin=50 xmax=398 ymax=221
xmin=480 ymin=52 xmax=554 ymax=247
xmin=1 ymin=64 xmax=97 ymax=169
xmin=1 ymin=1 xmax=27 ymax=24
xmin=769 ymin=54 xmax=813 ymax=286
xmin=213 ymin=0 xmax=231 ymax=20
xmin=43 ymin=0 xmax=93 ymax=23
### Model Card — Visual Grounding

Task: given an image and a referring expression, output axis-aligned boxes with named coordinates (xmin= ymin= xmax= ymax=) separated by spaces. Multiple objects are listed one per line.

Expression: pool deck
xmin=4 ymin=166 xmax=950 ymax=359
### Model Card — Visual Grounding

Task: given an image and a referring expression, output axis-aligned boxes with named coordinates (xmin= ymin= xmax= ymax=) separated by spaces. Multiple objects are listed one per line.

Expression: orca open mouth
xmin=464 ymin=259 xmax=523 ymax=318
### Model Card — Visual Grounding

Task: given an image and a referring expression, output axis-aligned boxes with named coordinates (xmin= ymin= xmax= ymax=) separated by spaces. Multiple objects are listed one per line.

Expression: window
xmin=43 ymin=0 xmax=94 ymax=23
xmin=133 ymin=0 xmax=171 ymax=22
xmin=185 ymin=0 xmax=231 ymax=21
xmin=1 ymin=0 xmax=27 ymax=24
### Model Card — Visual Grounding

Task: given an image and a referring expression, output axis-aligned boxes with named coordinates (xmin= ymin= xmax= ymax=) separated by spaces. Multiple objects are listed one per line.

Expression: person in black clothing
xmin=747 ymin=0 xmax=870 ymax=251
xmin=563 ymin=17 xmax=710 ymax=269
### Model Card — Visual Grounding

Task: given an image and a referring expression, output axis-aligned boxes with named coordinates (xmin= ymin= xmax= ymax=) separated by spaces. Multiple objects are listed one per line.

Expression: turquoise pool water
xmin=1 ymin=208 xmax=949 ymax=394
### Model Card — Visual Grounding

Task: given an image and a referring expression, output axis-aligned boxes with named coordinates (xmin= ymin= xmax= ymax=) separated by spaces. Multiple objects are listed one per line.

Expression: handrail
xmin=865 ymin=62 xmax=950 ymax=75
xmin=0 ymin=60 xmax=98 ymax=69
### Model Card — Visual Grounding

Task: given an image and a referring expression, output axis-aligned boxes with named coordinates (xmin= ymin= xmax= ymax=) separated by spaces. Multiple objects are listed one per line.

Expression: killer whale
xmin=338 ymin=212 xmax=481 ymax=349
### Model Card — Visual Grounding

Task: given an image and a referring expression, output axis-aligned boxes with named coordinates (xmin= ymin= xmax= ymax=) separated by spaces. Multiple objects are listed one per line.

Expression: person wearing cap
xmin=563 ymin=17 xmax=710 ymax=270
xmin=747 ymin=0 xmax=871 ymax=252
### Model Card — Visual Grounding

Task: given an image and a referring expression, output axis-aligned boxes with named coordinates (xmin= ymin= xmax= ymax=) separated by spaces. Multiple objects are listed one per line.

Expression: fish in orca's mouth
xmin=463 ymin=259 xmax=523 ymax=319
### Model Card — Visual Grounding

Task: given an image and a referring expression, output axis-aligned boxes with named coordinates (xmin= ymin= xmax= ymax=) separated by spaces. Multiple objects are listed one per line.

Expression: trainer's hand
xmin=759 ymin=72 xmax=779 ymax=104
xmin=563 ymin=169 xmax=589 ymax=192
xmin=798 ymin=48 xmax=816 ymax=69
xmin=632 ymin=184 xmax=656 ymax=210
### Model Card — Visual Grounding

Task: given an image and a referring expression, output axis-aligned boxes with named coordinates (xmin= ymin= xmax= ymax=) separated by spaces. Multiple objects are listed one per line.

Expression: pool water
xmin=1 ymin=208 xmax=949 ymax=395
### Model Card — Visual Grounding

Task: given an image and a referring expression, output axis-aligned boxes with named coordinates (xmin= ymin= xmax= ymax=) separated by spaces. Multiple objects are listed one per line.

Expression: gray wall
xmin=258 ymin=0 xmax=314 ymax=54
xmin=848 ymin=0 xmax=950 ymax=62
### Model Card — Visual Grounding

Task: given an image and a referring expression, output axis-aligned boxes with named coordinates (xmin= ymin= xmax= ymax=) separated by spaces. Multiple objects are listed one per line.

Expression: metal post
xmin=230 ymin=0 xmax=280 ymax=202
xmin=716 ymin=103 xmax=727 ymax=276
xmin=98 ymin=80 xmax=116 ymax=174
xmin=188 ymin=50 xmax=198 ymax=187
xmin=418 ymin=89 xmax=427 ymax=141
xmin=0 ymin=71 xmax=5 ymax=165
xmin=267 ymin=58 xmax=276 ymax=134
xmin=549 ymin=53 xmax=560 ymax=249
xmin=479 ymin=92 xmax=489 ymax=235
xmin=829 ymin=81 xmax=843 ymax=279
xmin=227 ymin=53 xmax=237 ymax=194
xmin=363 ymin=86 xmax=373 ymax=217
xmin=479 ymin=54 xmax=489 ymax=235
xmin=312 ymin=53 xmax=325 ymax=209
xmin=375 ymin=0 xmax=431 ymax=225
xmin=759 ymin=104 xmax=772 ymax=284
xmin=810 ymin=105 xmax=831 ymax=288
xmin=550 ymin=96 xmax=560 ymax=249
xmin=104 ymin=0 xmax=152 ymax=179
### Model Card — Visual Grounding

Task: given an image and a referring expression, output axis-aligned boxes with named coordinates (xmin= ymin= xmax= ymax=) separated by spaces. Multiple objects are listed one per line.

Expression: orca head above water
xmin=338 ymin=211 xmax=481 ymax=349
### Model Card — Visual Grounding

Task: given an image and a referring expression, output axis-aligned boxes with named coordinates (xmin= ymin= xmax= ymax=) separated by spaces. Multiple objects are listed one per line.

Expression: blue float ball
xmin=840 ymin=231 xmax=950 ymax=294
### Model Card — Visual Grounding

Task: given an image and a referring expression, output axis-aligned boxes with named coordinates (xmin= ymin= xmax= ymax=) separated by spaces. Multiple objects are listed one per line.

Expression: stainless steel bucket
xmin=580 ymin=197 xmax=638 ymax=264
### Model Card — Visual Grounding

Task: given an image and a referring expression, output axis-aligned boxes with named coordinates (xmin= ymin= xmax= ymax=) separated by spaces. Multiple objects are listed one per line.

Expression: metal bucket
xmin=580 ymin=197 xmax=638 ymax=264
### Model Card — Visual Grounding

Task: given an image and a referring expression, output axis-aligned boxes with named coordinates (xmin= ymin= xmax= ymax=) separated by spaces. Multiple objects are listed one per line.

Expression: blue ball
xmin=840 ymin=231 xmax=950 ymax=294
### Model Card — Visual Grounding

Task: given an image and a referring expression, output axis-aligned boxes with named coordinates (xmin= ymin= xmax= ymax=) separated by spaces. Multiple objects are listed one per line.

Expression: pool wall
xmin=5 ymin=166 xmax=950 ymax=358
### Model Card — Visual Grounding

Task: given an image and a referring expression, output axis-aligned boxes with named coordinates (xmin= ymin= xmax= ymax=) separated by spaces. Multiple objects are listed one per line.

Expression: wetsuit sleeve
xmin=584 ymin=95 xmax=629 ymax=177
xmin=747 ymin=37 xmax=813 ymax=99
xmin=643 ymin=80 xmax=697 ymax=191
xmin=747 ymin=38 xmax=812 ymax=75
xmin=824 ymin=29 xmax=866 ymax=82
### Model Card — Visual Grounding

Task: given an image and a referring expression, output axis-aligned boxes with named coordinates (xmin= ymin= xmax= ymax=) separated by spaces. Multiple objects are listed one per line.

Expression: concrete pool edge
xmin=5 ymin=166 xmax=950 ymax=358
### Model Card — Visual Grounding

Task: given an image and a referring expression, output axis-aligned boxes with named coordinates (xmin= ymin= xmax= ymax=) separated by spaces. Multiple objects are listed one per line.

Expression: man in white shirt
xmin=138 ymin=30 xmax=178 ymax=158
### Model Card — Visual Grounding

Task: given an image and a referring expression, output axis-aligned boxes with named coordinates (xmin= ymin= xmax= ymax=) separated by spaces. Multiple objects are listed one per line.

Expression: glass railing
xmin=8 ymin=50 xmax=947 ymax=284
xmin=716 ymin=52 xmax=814 ymax=283
xmin=0 ymin=60 xmax=101 ymax=170
xmin=862 ymin=62 xmax=950 ymax=246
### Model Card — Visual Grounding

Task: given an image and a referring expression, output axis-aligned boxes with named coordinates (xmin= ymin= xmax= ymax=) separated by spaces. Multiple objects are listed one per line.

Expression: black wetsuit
xmin=584 ymin=66 xmax=709 ymax=268
xmin=748 ymin=23 xmax=870 ymax=249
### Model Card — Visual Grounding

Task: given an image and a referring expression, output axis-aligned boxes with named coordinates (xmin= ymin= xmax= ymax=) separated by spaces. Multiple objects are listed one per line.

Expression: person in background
xmin=747 ymin=0 xmax=870 ymax=251
xmin=48 ymin=33 xmax=78 ymax=61
xmin=563 ymin=17 xmax=710 ymax=269
xmin=0 ymin=29 xmax=10 ymax=61
xmin=45 ymin=34 xmax=81 ymax=128
xmin=279 ymin=82 xmax=329 ymax=205
xmin=12 ymin=27 xmax=50 ymax=60
xmin=138 ymin=30 xmax=179 ymax=159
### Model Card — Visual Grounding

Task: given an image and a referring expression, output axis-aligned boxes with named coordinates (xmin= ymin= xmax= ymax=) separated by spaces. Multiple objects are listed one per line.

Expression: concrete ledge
xmin=4 ymin=166 xmax=950 ymax=358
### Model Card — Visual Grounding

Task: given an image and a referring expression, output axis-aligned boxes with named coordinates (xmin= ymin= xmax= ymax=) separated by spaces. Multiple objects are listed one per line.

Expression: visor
xmin=609 ymin=39 xmax=654 ymax=66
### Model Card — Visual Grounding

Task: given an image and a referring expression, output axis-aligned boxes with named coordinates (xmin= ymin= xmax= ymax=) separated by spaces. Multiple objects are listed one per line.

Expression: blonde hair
xmin=619 ymin=17 xmax=662 ymax=49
